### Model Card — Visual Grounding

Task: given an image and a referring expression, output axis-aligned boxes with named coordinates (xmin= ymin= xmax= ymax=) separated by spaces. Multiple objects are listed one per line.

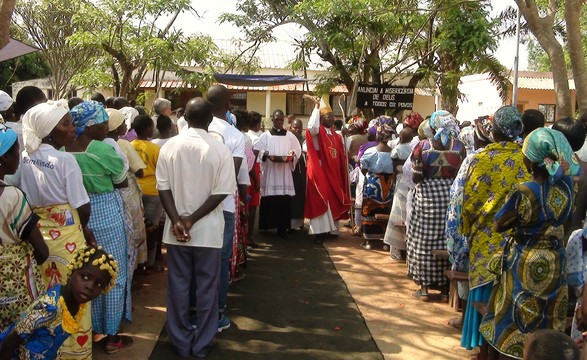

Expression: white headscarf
xmin=22 ymin=100 xmax=69 ymax=154
xmin=0 ymin=90 xmax=13 ymax=112
xmin=106 ymin=108 xmax=125 ymax=132
xmin=120 ymin=106 xmax=139 ymax=130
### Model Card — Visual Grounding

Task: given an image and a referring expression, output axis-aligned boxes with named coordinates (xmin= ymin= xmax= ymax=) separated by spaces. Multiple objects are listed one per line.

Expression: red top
xmin=304 ymin=126 xmax=351 ymax=220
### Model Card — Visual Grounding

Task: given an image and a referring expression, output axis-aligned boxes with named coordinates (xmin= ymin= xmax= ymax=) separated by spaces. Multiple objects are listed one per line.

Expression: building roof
xmin=214 ymin=39 xmax=329 ymax=71
xmin=139 ymin=79 xmax=435 ymax=96
xmin=508 ymin=71 xmax=576 ymax=91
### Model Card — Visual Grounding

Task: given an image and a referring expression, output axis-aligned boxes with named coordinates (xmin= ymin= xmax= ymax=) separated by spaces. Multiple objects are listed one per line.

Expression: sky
xmin=174 ymin=0 xmax=528 ymax=71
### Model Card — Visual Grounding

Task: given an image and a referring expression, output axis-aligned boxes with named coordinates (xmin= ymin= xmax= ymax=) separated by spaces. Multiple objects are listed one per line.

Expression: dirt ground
xmin=93 ymin=225 xmax=475 ymax=359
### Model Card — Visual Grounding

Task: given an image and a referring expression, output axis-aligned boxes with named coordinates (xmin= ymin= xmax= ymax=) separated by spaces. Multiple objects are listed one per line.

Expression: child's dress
xmin=566 ymin=228 xmax=587 ymax=344
xmin=0 ymin=285 xmax=72 ymax=359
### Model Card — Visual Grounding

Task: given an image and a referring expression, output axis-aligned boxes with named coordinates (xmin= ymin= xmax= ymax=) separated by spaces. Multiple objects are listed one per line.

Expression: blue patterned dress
xmin=360 ymin=148 xmax=394 ymax=236
xmin=479 ymin=177 xmax=572 ymax=359
xmin=0 ymin=285 xmax=70 ymax=359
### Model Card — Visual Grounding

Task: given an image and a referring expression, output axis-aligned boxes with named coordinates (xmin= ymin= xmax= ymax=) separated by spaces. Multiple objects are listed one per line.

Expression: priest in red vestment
xmin=304 ymin=95 xmax=352 ymax=243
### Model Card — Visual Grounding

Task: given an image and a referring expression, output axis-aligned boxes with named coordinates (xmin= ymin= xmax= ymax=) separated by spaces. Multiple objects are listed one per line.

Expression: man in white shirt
xmin=206 ymin=85 xmax=246 ymax=331
xmin=157 ymin=97 xmax=236 ymax=358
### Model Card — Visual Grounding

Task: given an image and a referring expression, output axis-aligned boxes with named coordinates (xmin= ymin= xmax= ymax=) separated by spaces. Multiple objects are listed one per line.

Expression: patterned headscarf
xmin=403 ymin=112 xmax=424 ymax=130
xmin=429 ymin=110 xmax=460 ymax=146
xmin=474 ymin=115 xmax=494 ymax=143
xmin=493 ymin=106 xmax=523 ymax=140
xmin=418 ymin=119 xmax=434 ymax=139
xmin=70 ymin=100 xmax=109 ymax=137
xmin=370 ymin=115 xmax=394 ymax=141
xmin=367 ymin=119 xmax=378 ymax=137
xmin=376 ymin=123 xmax=394 ymax=142
xmin=522 ymin=127 xmax=581 ymax=184
xmin=0 ymin=124 xmax=17 ymax=156
xmin=349 ymin=115 xmax=368 ymax=135
xmin=458 ymin=126 xmax=475 ymax=155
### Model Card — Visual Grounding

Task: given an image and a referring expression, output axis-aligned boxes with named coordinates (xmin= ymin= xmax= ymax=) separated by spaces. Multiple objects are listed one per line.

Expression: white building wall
xmin=457 ymin=74 xmax=505 ymax=121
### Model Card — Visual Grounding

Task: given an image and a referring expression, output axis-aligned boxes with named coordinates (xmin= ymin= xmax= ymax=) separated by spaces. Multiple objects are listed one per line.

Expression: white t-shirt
xmin=156 ymin=128 xmax=236 ymax=248
xmin=151 ymin=138 xmax=171 ymax=148
xmin=208 ymin=117 xmax=245 ymax=213
xmin=19 ymin=144 xmax=89 ymax=208
xmin=176 ymin=116 xmax=188 ymax=134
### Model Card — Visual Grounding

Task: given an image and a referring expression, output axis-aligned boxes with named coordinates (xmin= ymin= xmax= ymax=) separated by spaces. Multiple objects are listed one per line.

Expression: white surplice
xmin=254 ymin=130 xmax=302 ymax=197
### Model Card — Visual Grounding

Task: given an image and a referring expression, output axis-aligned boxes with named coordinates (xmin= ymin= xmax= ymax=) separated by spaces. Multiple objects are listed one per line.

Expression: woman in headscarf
xmin=458 ymin=125 xmax=476 ymax=157
xmin=106 ymin=108 xmax=147 ymax=287
xmin=479 ymin=128 xmax=579 ymax=359
xmin=66 ymin=101 xmax=131 ymax=354
xmin=383 ymin=112 xmax=423 ymax=259
xmin=0 ymin=124 xmax=48 ymax=330
xmin=119 ymin=106 xmax=139 ymax=142
xmin=459 ymin=107 xmax=531 ymax=354
xmin=351 ymin=121 xmax=379 ymax=235
xmin=407 ymin=110 xmax=466 ymax=302
xmin=19 ymin=100 xmax=95 ymax=359
xmin=444 ymin=116 xmax=494 ymax=328
xmin=359 ymin=116 xmax=395 ymax=249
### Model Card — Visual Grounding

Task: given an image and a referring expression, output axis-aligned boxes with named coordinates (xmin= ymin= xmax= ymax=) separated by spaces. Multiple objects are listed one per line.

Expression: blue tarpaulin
xmin=213 ymin=74 xmax=307 ymax=87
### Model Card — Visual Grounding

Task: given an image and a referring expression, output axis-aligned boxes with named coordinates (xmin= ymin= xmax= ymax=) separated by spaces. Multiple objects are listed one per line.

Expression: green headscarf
xmin=522 ymin=127 xmax=581 ymax=184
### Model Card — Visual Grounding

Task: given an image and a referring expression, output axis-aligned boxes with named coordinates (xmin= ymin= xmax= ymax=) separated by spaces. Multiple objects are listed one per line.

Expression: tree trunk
xmin=565 ymin=0 xmax=587 ymax=116
xmin=0 ymin=0 xmax=15 ymax=50
xmin=516 ymin=0 xmax=573 ymax=119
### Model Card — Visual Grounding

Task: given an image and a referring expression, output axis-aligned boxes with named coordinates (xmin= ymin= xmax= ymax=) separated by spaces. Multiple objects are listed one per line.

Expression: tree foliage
xmin=221 ymin=0 xmax=506 ymax=116
xmin=14 ymin=0 xmax=99 ymax=99
xmin=69 ymin=0 xmax=258 ymax=99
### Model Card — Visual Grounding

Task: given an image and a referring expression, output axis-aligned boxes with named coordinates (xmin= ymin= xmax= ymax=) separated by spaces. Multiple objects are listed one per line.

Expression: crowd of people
xmin=0 ymin=83 xmax=587 ymax=360
xmin=346 ymin=105 xmax=586 ymax=360
xmin=0 ymin=86 xmax=354 ymax=358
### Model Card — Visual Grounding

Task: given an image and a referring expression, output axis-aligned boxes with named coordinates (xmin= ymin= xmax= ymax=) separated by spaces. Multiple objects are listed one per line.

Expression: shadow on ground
xmin=149 ymin=228 xmax=383 ymax=360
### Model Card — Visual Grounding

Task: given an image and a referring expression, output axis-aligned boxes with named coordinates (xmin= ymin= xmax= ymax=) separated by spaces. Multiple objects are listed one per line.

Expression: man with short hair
xmin=206 ymin=85 xmax=246 ymax=331
xmin=254 ymin=109 xmax=301 ymax=238
xmin=157 ymin=97 xmax=236 ymax=358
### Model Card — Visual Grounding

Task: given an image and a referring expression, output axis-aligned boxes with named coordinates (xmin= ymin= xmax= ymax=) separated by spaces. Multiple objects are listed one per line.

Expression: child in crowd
xmin=390 ymin=128 xmax=415 ymax=162
xmin=523 ymin=329 xmax=580 ymax=360
xmin=0 ymin=246 xmax=117 ymax=360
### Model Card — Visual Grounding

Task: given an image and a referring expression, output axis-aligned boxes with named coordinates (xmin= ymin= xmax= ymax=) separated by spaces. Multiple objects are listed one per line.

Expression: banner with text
xmin=356 ymin=84 xmax=415 ymax=109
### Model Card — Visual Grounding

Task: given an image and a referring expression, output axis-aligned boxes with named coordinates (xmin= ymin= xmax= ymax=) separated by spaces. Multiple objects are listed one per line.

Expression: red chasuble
xmin=304 ymin=125 xmax=351 ymax=220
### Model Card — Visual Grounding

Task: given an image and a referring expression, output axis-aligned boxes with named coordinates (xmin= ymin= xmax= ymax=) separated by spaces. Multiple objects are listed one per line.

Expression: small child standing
xmin=0 ymin=246 xmax=118 ymax=360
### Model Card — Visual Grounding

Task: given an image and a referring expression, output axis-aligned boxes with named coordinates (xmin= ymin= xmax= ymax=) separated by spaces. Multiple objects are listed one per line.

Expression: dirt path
xmin=325 ymin=228 xmax=475 ymax=360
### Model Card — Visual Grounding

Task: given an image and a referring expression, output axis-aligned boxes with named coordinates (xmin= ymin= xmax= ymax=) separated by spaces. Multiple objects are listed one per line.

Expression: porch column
xmin=265 ymin=90 xmax=271 ymax=117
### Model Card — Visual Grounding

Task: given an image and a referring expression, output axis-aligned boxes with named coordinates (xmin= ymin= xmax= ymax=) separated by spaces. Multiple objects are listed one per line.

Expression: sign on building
xmin=356 ymin=84 xmax=415 ymax=109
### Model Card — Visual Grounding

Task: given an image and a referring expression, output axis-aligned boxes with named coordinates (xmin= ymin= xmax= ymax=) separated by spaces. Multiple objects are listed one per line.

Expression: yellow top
xmin=131 ymin=139 xmax=160 ymax=196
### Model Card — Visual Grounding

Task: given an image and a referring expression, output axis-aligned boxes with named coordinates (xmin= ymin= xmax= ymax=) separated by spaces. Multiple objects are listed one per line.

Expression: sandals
xmin=105 ymin=335 xmax=133 ymax=354
xmin=411 ymin=289 xmax=430 ymax=302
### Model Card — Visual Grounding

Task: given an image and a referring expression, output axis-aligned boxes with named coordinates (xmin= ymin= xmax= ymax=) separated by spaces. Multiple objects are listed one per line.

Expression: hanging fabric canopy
xmin=0 ymin=37 xmax=39 ymax=62
xmin=213 ymin=74 xmax=307 ymax=87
